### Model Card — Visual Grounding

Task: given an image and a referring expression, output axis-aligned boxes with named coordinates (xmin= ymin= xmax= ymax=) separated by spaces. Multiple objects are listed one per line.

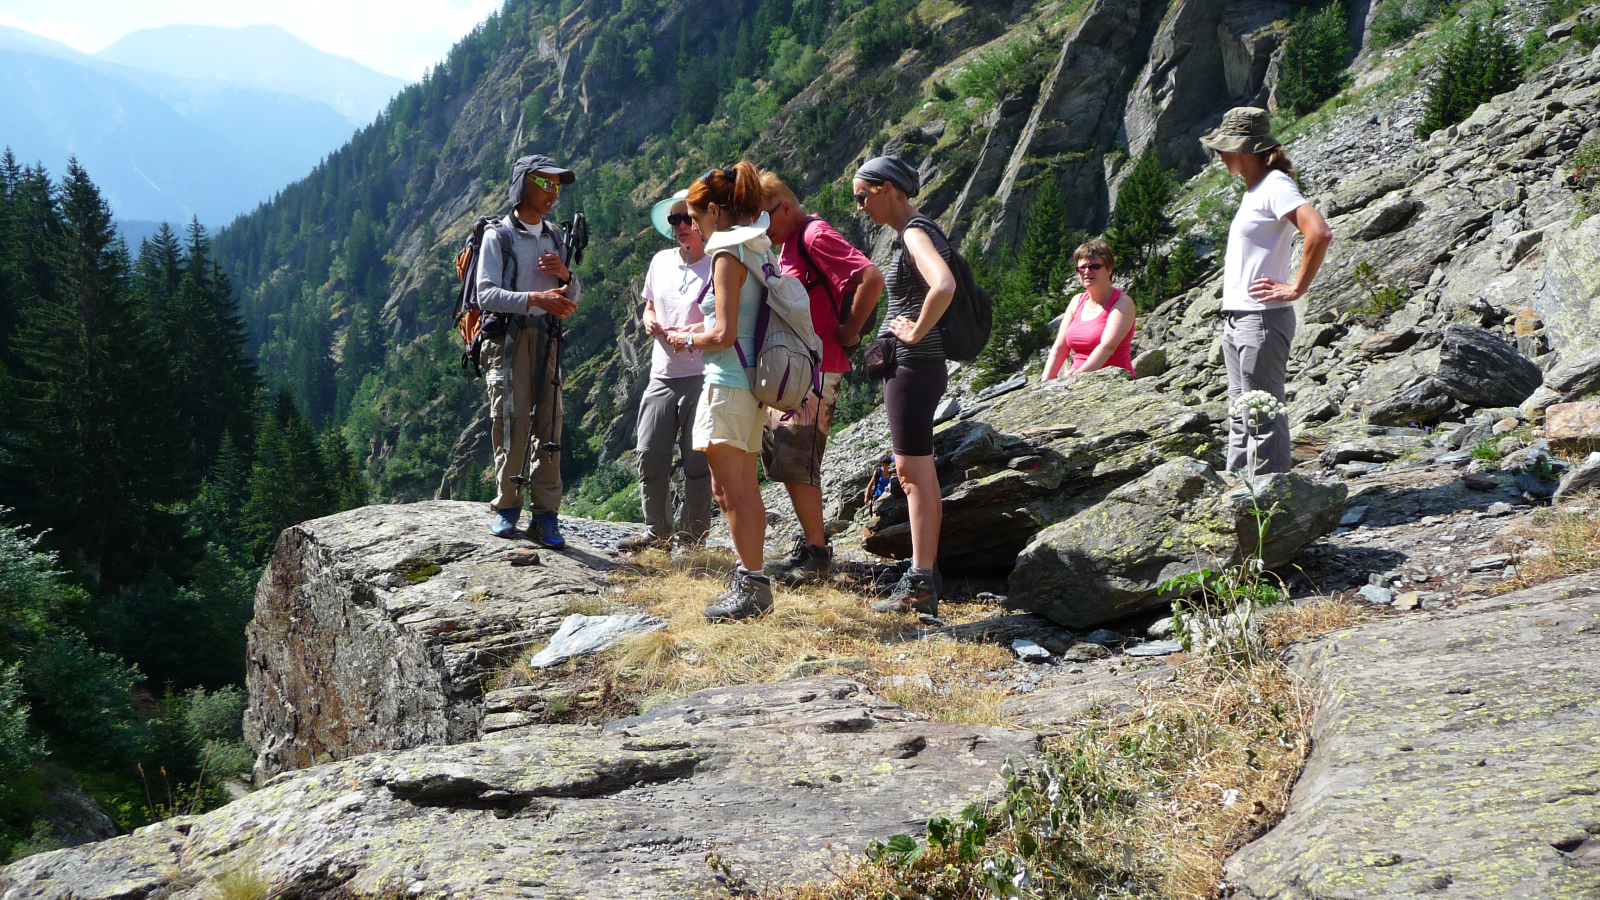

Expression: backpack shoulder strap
xmin=492 ymin=216 xmax=518 ymax=289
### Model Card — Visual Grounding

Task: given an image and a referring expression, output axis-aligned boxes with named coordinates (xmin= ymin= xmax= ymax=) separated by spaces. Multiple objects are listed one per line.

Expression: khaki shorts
xmin=762 ymin=371 xmax=842 ymax=485
xmin=691 ymin=383 xmax=765 ymax=453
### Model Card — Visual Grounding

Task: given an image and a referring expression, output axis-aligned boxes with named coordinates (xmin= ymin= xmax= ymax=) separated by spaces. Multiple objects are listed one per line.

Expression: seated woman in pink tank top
xmin=1043 ymin=238 xmax=1136 ymax=379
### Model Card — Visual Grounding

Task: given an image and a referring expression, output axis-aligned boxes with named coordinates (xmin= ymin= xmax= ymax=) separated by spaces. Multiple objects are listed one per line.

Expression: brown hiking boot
xmin=704 ymin=567 xmax=775 ymax=622
xmin=766 ymin=535 xmax=833 ymax=586
xmin=870 ymin=570 xmax=939 ymax=616
xmin=616 ymin=530 xmax=670 ymax=553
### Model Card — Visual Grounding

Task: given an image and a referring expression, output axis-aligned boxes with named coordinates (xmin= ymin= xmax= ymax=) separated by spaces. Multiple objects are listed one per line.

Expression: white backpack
xmin=716 ymin=246 xmax=822 ymax=411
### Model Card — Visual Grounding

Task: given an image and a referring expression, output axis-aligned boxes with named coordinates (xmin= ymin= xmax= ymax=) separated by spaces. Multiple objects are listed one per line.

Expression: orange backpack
xmin=451 ymin=216 xmax=517 ymax=376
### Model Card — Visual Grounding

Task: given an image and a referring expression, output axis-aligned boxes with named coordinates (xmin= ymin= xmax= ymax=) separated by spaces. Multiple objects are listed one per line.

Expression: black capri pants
xmin=883 ymin=357 xmax=948 ymax=457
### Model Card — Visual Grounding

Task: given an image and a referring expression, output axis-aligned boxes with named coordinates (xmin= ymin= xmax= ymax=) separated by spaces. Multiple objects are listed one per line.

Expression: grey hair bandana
xmin=854 ymin=156 xmax=920 ymax=198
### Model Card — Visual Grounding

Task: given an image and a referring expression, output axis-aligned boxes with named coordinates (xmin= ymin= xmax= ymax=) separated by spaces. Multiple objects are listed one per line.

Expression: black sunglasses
xmin=1076 ymin=263 xmax=1104 ymax=272
xmin=667 ymin=213 xmax=693 ymax=227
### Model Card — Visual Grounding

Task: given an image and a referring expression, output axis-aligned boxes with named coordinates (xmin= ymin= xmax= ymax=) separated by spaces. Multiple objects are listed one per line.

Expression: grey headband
xmin=854 ymin=156 xmax=919 ymax=198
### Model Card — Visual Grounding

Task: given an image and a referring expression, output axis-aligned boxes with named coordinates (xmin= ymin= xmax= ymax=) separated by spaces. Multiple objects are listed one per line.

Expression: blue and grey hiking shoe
xmin=529 ymin=512 xmax=566 ymax=549
xmin=490 ymin=508 xmax=522 ymax=538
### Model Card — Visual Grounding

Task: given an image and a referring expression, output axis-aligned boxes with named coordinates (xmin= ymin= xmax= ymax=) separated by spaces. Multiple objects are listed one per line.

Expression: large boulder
xmin=0 ymin=678 xmax=1038 ymax=900
xmin=244 ymin=501 xmax=624 ymax=781
xmin=1008 ymin=458 xmax=1346 ymax=629
xmin=1350 ymin=325 xmax=1541 ymax=424
xmin=848 ymin=372 xmax=1223 ymax=573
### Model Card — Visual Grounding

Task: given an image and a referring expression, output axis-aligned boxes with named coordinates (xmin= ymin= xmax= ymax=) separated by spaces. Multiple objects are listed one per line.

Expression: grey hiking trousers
xmin=1222 ymin=308 xmax=1296 ymax=475
xmin=636 ymin=375 xmax=712 ymax=541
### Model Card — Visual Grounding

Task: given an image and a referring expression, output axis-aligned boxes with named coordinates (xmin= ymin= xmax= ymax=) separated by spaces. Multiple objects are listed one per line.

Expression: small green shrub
xmin=1276 ymin=1 xmax=1352 ymax=116
xmin=1370 ymin=0 xmax=1457 ymax=49
xmin=853 ymin=0 xmax=931 ymax=68
xmin=1469 ymin=437 xmax=1504 ymax=462
xmin=952 ymin=28 xmax=1054 ymax=102
xmin=564 ymin=462 xmax=645 ymax=523
xmin=1352 ymin=261 xmax=1411 ymax=318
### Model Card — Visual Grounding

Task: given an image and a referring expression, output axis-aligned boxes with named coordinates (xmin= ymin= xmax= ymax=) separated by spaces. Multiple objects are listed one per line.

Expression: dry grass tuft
xmin=742 ymin=600 xmax=1355 ymax=900
xmin=603 ymin=549 xmax=1014 ymax=723
xmin=1260 ymin=595 xmax=1370 ymax=649
xmin=1505 ymin=503 xmax=1600 ymax=586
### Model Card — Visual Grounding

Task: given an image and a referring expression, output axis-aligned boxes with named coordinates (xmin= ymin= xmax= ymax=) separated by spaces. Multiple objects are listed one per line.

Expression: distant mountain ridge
xmin=0 ymin=24 xmax=402 ymax=226
xmin=96 ymin=24 xmax=404 ymax=125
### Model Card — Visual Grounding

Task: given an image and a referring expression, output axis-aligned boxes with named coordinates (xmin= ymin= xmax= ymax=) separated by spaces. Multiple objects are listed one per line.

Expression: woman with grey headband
xmin=853 ymin=155 xmax=955 ymax=616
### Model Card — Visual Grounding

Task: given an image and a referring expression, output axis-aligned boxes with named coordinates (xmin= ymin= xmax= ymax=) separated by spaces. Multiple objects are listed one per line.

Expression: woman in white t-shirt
xmin=616 ymin=188 xmax=714 ymax=553
xmin=1200 ymin=107 xmax=1332 ymax=475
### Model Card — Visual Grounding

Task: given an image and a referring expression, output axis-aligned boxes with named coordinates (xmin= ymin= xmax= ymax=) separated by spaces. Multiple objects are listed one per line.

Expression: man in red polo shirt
xmin=757 ymin=171 xmax=885 ymax=585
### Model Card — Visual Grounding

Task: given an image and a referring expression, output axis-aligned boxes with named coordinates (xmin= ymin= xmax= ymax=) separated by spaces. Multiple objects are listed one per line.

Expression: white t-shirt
xmin=642 ymin=247 xmax=711 ymax=379
xmin=1222 ymin=169 xmax=1311 ymax=312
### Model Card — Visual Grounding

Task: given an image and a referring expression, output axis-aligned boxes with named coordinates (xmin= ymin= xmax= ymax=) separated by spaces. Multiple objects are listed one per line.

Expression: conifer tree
xmin=1105 ymin=147 xmax=1179 ymax=312
xmin=1416 ymin=16 xmax=1523 ymax=137
xmin=1276 ymin=1 xmax=1352 ymax=117
xmin=242 ymin=390 xmax=332 ymax=559
xmin=9 ymin=159 xmax=187 ymax=594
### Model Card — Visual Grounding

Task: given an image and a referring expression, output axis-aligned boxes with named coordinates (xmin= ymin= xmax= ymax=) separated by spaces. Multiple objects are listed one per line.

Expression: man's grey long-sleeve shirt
xmin=476 ymin=211 xmax=581 ymax=432
xmin=475 ymin=212 xmax=582 ymax=319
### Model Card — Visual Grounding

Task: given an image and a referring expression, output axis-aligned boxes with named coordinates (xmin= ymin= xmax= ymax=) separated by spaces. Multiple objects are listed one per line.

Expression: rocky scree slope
xmin=802 ymin=27 xmax=1600 ymax=615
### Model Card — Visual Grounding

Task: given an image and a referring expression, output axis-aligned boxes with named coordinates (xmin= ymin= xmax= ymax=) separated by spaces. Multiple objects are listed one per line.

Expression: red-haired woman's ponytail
xmin=686 ymin=162 xmax=766 ymax=224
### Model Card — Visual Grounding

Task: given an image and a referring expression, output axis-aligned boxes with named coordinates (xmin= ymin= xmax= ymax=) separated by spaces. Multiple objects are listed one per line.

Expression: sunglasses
xmin=853 ymin=183 xmax=886 ymax=206
xmin=667 ymin=213 xmax=693 ymax=227
xmin=528 ymin=173 xmax=562 ymax=194
xmin=1076 ymin=263 xmax=1104 ymax=273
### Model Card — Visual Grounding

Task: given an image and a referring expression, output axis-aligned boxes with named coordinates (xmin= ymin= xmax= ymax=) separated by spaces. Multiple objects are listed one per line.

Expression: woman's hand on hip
xmin=1248 ymin=278 xmax=1300 ymax=303
xmin=887 ymin=315 xmax=923 ymax=344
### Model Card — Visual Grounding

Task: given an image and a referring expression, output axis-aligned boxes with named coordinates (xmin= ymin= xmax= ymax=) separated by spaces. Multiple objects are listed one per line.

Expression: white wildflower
xmin=1231 ymin=390 xmax=1287 ymax=425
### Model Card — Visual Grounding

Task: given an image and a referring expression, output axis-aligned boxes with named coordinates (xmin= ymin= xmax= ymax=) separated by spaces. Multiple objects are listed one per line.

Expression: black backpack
xmin=905 ymin=216 xmax=992 ymax=362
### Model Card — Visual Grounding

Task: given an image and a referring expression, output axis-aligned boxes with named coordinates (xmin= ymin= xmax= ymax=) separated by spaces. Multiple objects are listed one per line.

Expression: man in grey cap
xmin=477 ymin=154 xmax=580 ymax=546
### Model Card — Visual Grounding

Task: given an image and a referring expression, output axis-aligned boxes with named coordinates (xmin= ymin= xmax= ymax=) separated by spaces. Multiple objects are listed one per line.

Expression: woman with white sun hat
xmin=615 ymin=187 xmax=714 ymax=552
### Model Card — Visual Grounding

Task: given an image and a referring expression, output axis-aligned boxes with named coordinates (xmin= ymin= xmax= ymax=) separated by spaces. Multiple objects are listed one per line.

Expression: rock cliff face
xmin=245 ymin=501 xmax=619 ymax=780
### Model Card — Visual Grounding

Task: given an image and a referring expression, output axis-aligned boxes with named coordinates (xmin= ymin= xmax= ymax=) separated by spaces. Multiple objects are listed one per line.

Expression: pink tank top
xmin=1062 ymin=289 xmax=1135 ymax=376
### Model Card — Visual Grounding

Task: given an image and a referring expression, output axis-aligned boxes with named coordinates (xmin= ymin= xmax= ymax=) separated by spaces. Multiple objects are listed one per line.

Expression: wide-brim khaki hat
xmin=1199 ymin=107 xmax=1281 ymax=154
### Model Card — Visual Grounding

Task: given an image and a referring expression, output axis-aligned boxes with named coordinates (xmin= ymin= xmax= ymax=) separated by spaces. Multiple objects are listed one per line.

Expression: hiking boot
xmin=763 ymin=535 xmax=810 ymax=576
xmin=869 ymin=569 xmax=939 ymax=616
xmin=616 ymin=530 xmax=670 ymax=553
xmin=490 ymin=508 xmax=522 ymax=538
xmin=769 ymin=537 xmax=833 ymax=587
xmin=703 ymin=567 xmax=775 ymax=622
xmin=528 ymin=512 xmax=566 ymax=549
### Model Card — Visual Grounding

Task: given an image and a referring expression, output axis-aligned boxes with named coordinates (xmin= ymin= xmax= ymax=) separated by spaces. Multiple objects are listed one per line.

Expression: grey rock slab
xmin=1011 ymin=639 xmax=1052 ymax=662
xmin=1132 ymin=346 xmax=1168 ymax=379
xmin=1009 ymin=459 xmax=1345 ymax=628
xmin=851 ymin=374 xmax=1220 ymax=572
xmin=933 ymin=397 xmax=961 ymax=424
xmin=1434 ymin=324 xmax=1545 ymax=409
xmin=606 ymin=677 xmax=923 ymax=734
xmin=244 ymin=501 xmax=618 ymax=781
xmin=1340 ymin=505 xmax=1370 ymax=526
xmin=1225 ymin=575 xmax=1600 ymax=899
xmin=1356 ymin=584 xmax=1393 ymax=605
xmin=1554 ymin=451 xmax=1600 ymax=501
xmin=2 ymin=678 xmax=1039 ymax=900
xmin=1124 ymin=640 xmax=1183 ymax=657
xmin=527 ymin=613 xmax=665 ymax=668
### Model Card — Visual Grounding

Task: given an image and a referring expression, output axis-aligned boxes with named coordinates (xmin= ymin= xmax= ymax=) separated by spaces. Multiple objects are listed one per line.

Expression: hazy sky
xmin=0 ymin=0 xmax=504 ymax=80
